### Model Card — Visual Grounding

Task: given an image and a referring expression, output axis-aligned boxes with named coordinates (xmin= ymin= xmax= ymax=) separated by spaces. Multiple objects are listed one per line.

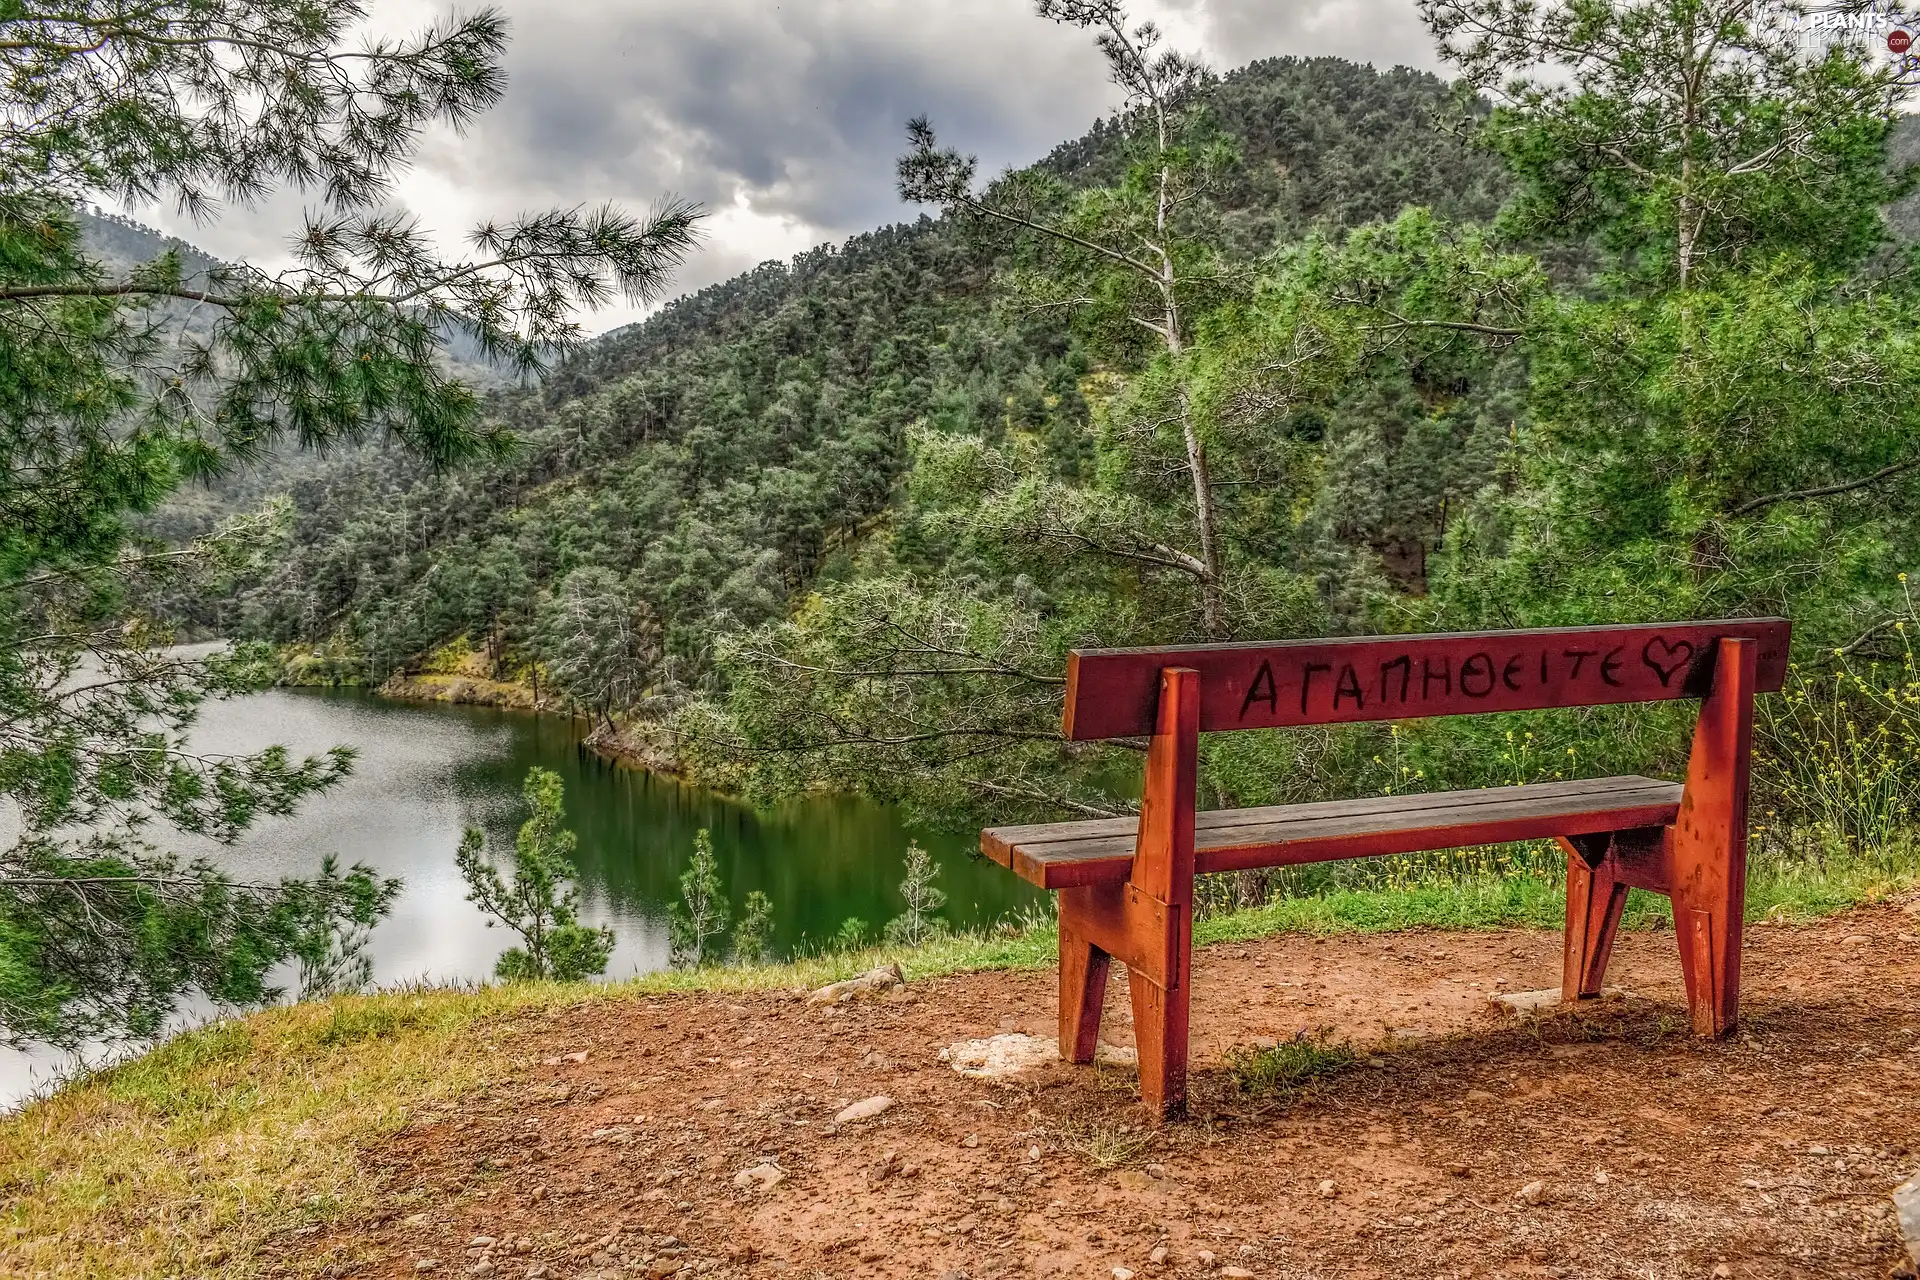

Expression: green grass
xmin=1196 ymin=846 xmax=1920 ymax=944
xmin=1223 ymin=1030 xmax=1360 ymax=1097
xmin=2 ymin=849 xmax=1914 ymax=1278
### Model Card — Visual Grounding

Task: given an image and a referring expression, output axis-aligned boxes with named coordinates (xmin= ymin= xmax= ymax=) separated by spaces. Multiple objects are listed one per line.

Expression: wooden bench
xmin=981 ymin=619 xmax=1791 ymax=1116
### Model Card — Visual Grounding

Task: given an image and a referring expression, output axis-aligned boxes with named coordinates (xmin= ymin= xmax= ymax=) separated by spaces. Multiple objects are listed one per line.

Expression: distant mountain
xmin=78 ymin=209 xmax=218 ymax=278
xmin=77 ymin=208 xmax=514 ymax=390
xmin=216 ymin=56 xmax=1512 ymax=668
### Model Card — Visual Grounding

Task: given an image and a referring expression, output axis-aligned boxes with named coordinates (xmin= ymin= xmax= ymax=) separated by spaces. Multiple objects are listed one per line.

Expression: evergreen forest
xmin=200 ymin=40 xmax=1920 ymax=856
xmin=12 ymin=0 xmax=1920 ymax=1042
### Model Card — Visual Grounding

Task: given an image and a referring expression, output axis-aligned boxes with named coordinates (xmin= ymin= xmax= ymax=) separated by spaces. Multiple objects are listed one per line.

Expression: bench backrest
xmin=1062 ymin=619 xmax=1791 ymax=741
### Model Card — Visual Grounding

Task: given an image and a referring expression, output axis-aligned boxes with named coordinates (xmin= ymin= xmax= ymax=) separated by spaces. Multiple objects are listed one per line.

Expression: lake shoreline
xmin=373 ymin=672 xmax=688 ymax=777
xmin=207 ymin=675 xmax=1038 ymax=969
xmin=272 ymin=638 xmax=691 ymax=778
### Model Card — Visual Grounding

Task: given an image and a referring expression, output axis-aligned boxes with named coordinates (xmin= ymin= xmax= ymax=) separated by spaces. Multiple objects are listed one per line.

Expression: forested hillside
xmin=86 ymin=210 xmax=514 ymax=582
xmin=203 ymin=27 xmax=1920 ymax=864
xmin=222 ymin=58 xmax=1509 ymax=696
xmin=12 ymin=0 xmax=1920 ymax=1098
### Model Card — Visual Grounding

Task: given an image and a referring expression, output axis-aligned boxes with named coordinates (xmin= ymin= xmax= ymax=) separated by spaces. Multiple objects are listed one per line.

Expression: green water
xmin=0 ymin=683 xmax=1051 ymax=1102
xmin=182 ymin=687 xmax=1043 ymax=982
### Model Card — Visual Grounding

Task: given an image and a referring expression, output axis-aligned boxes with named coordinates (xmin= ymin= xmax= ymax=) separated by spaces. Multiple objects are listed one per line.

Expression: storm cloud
xmin=132 ymin=0 xmax=1433 ymax=332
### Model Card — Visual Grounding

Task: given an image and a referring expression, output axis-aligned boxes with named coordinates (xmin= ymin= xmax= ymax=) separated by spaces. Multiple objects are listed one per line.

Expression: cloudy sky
xmin=129 ymin=0 xmax=1439 ymax=335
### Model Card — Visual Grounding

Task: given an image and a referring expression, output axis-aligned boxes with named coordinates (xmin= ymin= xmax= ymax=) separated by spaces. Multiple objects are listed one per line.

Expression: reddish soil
xmin=292 ymin=902 xmax=1920 ymax=1280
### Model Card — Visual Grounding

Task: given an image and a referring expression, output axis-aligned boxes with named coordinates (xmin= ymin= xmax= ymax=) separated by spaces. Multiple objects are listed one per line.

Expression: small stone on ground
xmin=941 ymin=1032 xmax=1135 ymax=1078
xmin=733 ymin=1161 xmax=786 ymax=1191
xmin=808 ymin=964 xmax=905 ymax=1005
xmin=1895 ymin=1172 xmax=1920 ymax=1267
xmin=834 ymin=1095 xmax=895 ymax=1124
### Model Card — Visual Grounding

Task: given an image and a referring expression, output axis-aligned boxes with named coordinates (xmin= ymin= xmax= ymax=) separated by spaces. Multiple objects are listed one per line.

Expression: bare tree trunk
xmin=1175 ymin=381 xmax=1224 ymax=637
xmin=1154 ymin=144 xmax=1224 ymax=638
xmin=1676 ymin=6 xmax=1703 ymax=293
xmin=1678 ymin=156 xmax=1697 ymax=291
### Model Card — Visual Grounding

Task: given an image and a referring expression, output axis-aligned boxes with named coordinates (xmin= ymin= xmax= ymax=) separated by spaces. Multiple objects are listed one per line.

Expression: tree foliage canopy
xmin=0 ymin=0 xmax=699 ymax=1044
xmin=137 ymin=2 xmax=1920 ymax=906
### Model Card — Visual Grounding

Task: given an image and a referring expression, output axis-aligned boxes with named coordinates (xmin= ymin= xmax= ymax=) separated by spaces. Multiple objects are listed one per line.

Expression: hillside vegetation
xmin=193 ymin=33 xmax=1920 ymax=880
xmin=213 ymin=58 xmax=1509 ymax=705
xmin=148 ymin=23 xmax=1920 ymax=900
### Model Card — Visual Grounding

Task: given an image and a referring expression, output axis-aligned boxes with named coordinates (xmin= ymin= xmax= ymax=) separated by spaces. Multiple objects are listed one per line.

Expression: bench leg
xmin=1671 ymin=894 xmax=1740 ymax=1036
xmin=1128 ymin=666 xmax=1198 ymax=1119
xmin=1058 ymin=919 xmax=1111 ymax=1063
xmin=1130 ymin=968 xmax=1189 ymax=1119
xmin=1562 ymin=848 xmax=1628 ymax=1001
xmin=1669 ymin=636 xmax=1756 ymax=1037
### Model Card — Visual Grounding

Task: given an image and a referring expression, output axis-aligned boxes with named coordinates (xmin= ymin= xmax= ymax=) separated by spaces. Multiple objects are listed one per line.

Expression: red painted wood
xmin=984 ymin=775 xmax=1676 ymax=857
xmin=1131 ymin=969 xmax=1186 ymax=1119
xmin=989 ymin=622 xmax=1781 ymax=1115
xmin=1062 ymin=618 xmax=1790 ymax=740
xmin=1669 ymin=636 xmax=1756 ymax=1037
xmin=1057 ymin=883 xmax=1173 ymax=989
xmin=1561 ymin=841 xmax=1629 ymax=1000
xmin=1131 ymin=668 xmax=1199 ymax=906
xmin=1056 ymin=917 xmax=1110 ymax=1064
xmin=1127 ymin=668 xmax=1196 ymax=1119
xmin=1607 ymin=825 xmax=1674 ymax=894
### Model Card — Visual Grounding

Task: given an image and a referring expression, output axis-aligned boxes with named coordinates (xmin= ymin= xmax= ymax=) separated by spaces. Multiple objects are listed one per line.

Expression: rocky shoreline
xmin=376 ymin=669 xmax=556 ymax=713
xmin=374 ymin=670 xmax=686 ymax=776
xmin=271 ymin=641 xmax=691 ymax=776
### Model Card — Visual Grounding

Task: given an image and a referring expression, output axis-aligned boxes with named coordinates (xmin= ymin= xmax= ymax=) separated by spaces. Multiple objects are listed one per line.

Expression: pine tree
xmin=0 ymin=1 xmax=700 ymax=1044
xmin=456 ymin=769 xmax=614 ymax=983
xmin=732 ymin=891 xmax=776 ymax=965
xmin=1416 ymin=0 xmax=1920 ymax=660
xmin=899 ymin=0 xmax=1234 ymax=636
xmin=883 ymin=842 xmax=948 ymax=946
xmin=667 ymin=830 xmax=730 ymax=967
xmin=831 ymin=918 xmax=871 ymax=953
xmin=534 ymin=566 xmax=658 ymax=729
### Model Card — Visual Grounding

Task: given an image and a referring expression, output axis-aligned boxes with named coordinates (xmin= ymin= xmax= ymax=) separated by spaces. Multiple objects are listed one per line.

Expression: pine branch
xmin=1729 ymin=457 xmax=1920 ymax=517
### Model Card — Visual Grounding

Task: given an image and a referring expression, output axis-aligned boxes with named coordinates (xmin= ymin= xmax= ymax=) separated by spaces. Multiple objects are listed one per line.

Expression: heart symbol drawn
xmin=1641 ymin=636 xmax=1695 ymax=687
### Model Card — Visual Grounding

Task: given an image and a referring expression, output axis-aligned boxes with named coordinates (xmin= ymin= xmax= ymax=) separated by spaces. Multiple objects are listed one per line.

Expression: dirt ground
xmin=290 ymin=901 xmax=1920 ymax=1280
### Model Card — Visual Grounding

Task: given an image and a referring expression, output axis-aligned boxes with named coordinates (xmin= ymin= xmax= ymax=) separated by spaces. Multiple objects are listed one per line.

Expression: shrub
xmin=1756 ymin=621 xmax=1920 ymax=859
xmin=830 ymin=917 xmax=869 ymax=952
xmin=732 ymin=890 xmax=775 ymax=964
xmin=456 ymin=768 xmax=615 ymax=982
xmin=667 ymin=829 xmax=730 ymax=967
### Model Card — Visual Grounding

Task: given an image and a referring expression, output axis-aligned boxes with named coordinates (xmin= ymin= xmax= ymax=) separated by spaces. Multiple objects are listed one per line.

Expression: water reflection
xmin=0 ymin=687 xmax=1040 ymax=1103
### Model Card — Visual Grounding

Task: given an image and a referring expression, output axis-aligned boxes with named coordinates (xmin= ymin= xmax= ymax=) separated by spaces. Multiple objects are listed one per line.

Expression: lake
xmin=0 ymin=686 xmax=1042 ymax=1102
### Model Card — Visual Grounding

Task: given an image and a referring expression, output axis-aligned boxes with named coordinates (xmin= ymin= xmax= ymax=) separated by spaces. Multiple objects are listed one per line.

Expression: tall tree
xmin=667 ymin=829 xmax=730 ymax=968
xmin=1412 ymin=0 xmax=1920 ymax=653
xmin=1423 ymin=0 xmax=1918 ymax=290
xmin=694 ymin=6 xmax=1426 ymax=821
xmin=899 ymin=0 xmax=1236 ymax=636
xmin=0 ymin=1 xmax=701 ymax=1044
xmin=535 ymin=566 xmax=658 ymax=729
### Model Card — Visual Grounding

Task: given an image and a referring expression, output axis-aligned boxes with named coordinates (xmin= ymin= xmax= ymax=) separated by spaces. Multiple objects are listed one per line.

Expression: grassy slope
xmin=3 ymin=856 xmax=1915 ymax=1278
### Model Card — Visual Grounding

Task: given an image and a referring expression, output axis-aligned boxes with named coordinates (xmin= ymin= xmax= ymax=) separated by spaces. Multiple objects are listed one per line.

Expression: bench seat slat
xmin=984 ymin=775 xmax=1667 ymax=850
xmin=982 ymin=776 xmax=1682 ymax=890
